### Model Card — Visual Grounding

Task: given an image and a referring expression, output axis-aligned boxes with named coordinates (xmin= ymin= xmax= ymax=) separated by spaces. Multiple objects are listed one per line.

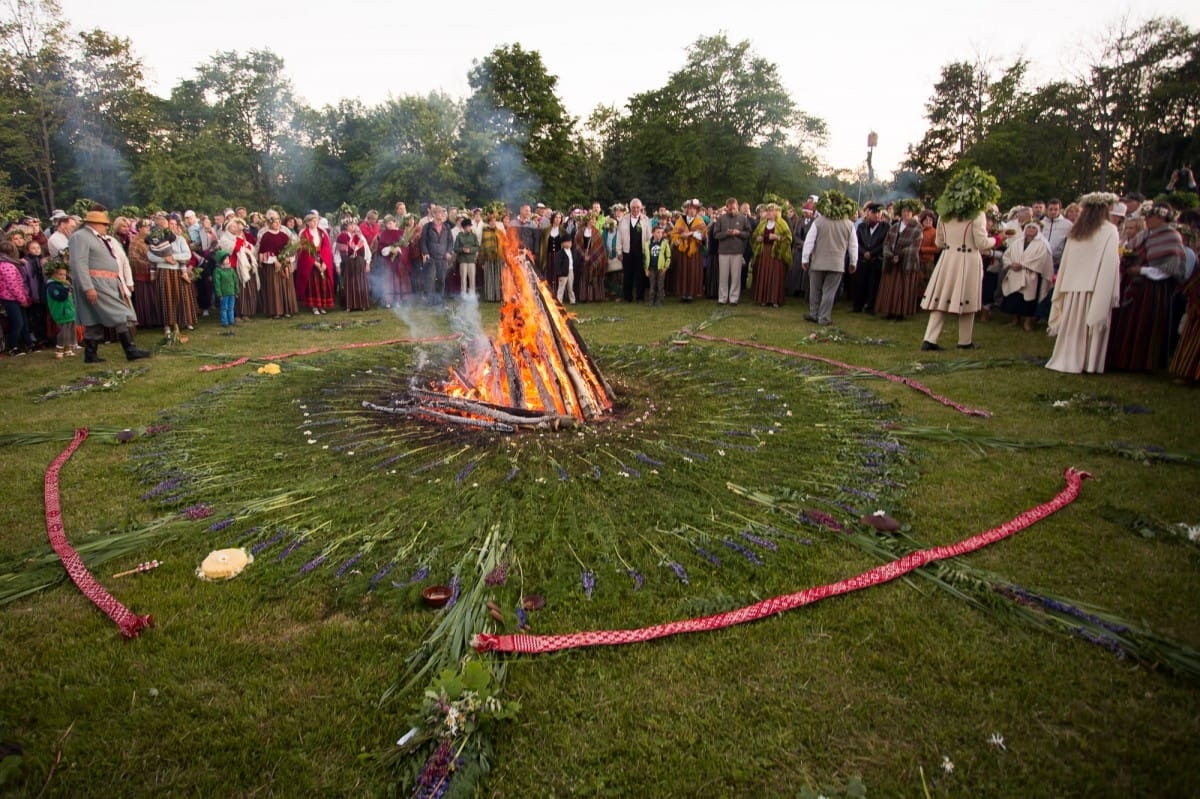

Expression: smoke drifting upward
xmin=485 ymin=138 xmax=542 ymax=208
xmin=60 ymin=110 xmax=133 ymax=207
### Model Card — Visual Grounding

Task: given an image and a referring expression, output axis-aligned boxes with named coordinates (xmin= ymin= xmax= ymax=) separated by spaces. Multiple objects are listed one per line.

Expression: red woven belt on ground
xmin=474 ymin=468 xmax=1089 ymax=655
xmin=689 ymin=332 xmax=992 ymax=417
xmin=44 ymin=428 xmax=152 ymax=638
xmin=198 ymin=333 xmax=464 ymax=371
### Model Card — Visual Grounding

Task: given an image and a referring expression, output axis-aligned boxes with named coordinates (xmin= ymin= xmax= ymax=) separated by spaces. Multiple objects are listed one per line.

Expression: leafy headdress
xmin=935 ymin=166 xmax=1001 ymax=221
xmin=815 ymin=190 xmax=857 ymax=221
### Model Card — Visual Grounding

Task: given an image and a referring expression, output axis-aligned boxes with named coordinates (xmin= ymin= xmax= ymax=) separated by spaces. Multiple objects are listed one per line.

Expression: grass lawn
xmin=1 ymin=295 xmax=1198 ymax=798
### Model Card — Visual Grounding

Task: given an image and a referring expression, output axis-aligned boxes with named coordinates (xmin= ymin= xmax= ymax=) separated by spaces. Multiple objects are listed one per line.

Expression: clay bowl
xmin=861 ymin=513 xmax=901 ymax=533
xmin=422 ymin=585 xmax=453 ymax=608
xmin=521 ymin=594 xmax=546 ymax=611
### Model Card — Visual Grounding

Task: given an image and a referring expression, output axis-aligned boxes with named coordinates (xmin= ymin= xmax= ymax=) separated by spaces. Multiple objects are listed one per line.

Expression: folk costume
xmin=296 ymin=218 xmax=335 ymax=313
xmin=337 ymin=229 xmax=372 ymax=310
xmin=374 ymin=222 xmax=409 ymax=306
xmin=575 ymin=219 xmax=607 ymax=303
xmin=149 ymin=226 xmax=197 ymax=335
xmin=479 ymin=221 xmax=506 ymax=303
xmin=222 ymin=229 xmax=259 ymax=319
xmin=1169 ymin=264 xmax=1200 ymax=382
xmin=1045 ymin=219 xmax=1120 ymax=374
xmin=255 ymin=226 xmax=297 ymax=318
xmin=128 ymin=232 xmax=161 ymax=328
xmin=1107 ymin=209 xmax=1187 ymax=371
xmin=671 ymin=205 xmax=708 ymax=301
xmin=920 ymin=212 xmax=993 ymax=349
xmin=750 ymin=214 xmax=793 ymax=307
xmin=877 ymin=215 xmax=925 ymax=319
xmin=68 ymin=210 xmax=149 ymax=362
xmin=802 ymin=214 xmax=857 ymax=326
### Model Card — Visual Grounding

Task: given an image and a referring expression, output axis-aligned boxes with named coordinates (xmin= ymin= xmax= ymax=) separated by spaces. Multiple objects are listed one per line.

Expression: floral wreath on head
xmin=1078 ymin=191 xmax=1120 ymax=208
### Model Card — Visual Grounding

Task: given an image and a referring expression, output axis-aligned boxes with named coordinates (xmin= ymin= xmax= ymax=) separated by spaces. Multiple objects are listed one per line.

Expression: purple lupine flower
xmin=299 ymin=553 xmax=328 ymax=574
xmin=144 ymin=424 xmax=173 ymax=436
xmin=582 ymin=569 xmax=596 ymax=599
xmin=723 ymin=538 xmax=764 ymax=565
xmin=368 ymin=561 xmax=395 ymax=591
xmin=410 ymin=565 xmax=430 ymax=583
xmin=1122 ymin=404 xmax=1152 ymax=415
xmin=627 ymin=569 xmax=644 ymax=591
xmin=695 ymin=547 xmax=721 ymax=566
xmin=635 ymin=452 xmax=664 ymax=467
xmin=505 ymin=466 xmax=520 ymax=482
xmin=556 ymin=464 xmax=569 ymax=482
xmin=455 ymin=459 xmax=480 ymax=484
xmin=741 ymin=532 xmax=778 ymax=551
xmin=277 ymin=537 xmax=305 ymax=561
xmin=515 ymin=605 xmax=528 ymax=629
xmin=414 ymin=739 xmax=455 ymax=798
xmin=373 ymin=453 xmax=404 ymax=470
xmin=445 ymin=574 xmax=462 ymax=608
xmin=250 ymin=529 xmax=288 ymax=555
xmin=141 ymin=476 xmax=183 ymax=500
xmin=183 ymin=503 xmax=213 ymax=521
xmin=668 ymin=561 xmax=689 ymax=585
xmin=334 ymin=551 xmax=363 ymax=578
xmin=207 ymin=517 xmax=235 ymax=533
xmin=618 ymin=462 xmax=641 ymax=479
xmin=484 ymin=562 xmax=508 ymax=586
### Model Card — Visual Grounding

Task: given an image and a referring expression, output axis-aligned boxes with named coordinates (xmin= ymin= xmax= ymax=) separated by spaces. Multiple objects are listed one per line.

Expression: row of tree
xmin=2 ymin=0 xmax=1197 ymax=219
xmin=905 ymin=16 xmax=1200 ymax=203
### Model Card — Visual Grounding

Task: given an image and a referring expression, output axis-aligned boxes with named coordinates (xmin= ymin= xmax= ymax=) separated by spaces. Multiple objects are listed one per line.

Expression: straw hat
xmin=83 ymin=209 xmax=111 ymax=226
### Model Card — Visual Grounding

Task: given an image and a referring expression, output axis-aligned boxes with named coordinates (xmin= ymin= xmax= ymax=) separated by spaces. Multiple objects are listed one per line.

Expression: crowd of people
xmin=1 ymin=182 xmax=1197 ymax=382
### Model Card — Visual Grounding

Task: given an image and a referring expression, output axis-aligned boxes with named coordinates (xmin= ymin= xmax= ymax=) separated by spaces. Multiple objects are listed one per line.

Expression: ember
xmin=365 ymin=234 xmax=614 ymax=432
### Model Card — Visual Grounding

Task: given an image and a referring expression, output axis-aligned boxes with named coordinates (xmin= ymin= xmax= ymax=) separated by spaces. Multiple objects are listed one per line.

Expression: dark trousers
xmin=622 ymin=251 xmax=646 ymax=302
xmin=2 ymin=299 xmax=31 ymax=350
xmin=853 ymin=259 xmax=882 ymax=312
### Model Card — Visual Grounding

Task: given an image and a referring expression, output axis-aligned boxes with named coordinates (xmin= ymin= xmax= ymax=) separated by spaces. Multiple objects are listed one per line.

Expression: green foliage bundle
xmin=893 ymin=198 xmax=924 ymax=215
xmin=935 ymin=165 xmax=1001 ymax=221
xmin=815 ymin=189 xmax=857 ymax=220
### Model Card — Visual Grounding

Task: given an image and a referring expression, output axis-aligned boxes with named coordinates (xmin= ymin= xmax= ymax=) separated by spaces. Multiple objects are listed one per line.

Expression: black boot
xmin=119 ymin=331 xmax=151 ymax=361
xmin=84 ymin=340 xmax=105 ymax=363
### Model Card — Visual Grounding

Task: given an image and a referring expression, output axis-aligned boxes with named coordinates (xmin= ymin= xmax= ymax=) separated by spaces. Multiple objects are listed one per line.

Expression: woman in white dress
xmin=1045 ymin=192 xmax=1121 ymax=374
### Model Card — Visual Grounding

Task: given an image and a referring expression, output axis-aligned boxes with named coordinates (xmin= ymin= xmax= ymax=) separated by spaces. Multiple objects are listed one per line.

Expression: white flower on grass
xmin=1177 ymin=523 xmax=1200 ymax=542
xmin=1052 ymin=400 xmax=1070 ymax=408
xmin=941 ymin=756 xmax=954 ymax=774
xmin=303 ymin=430 xmax=312 ymax=436
xmin=307 ymin=439 xmax=317 ymax=445
xmin=873 ymin=509 xmax=887 ymax=517
xmin=988 ymin=732 xmax=1006 ymax=750
xmin=717 ymin=449 xmax=726 ymax=457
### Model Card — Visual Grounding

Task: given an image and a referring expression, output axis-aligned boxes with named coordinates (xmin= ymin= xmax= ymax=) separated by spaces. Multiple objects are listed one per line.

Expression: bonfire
xmin=364 ymin=234 xmax=614 ymax=432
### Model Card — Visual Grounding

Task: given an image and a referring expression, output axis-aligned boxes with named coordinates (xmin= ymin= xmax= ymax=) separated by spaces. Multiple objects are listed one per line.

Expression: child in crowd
xmin=211 ymin=249 xmax=238 ymax=334
xmin=44 ymin=259 xmax=77 ymax=358
xmin=22 ymin=239 xmax=49 ymax=348
xmin=644 ymin=225 xmax=671 ymax=307
xmin=454 ymin=217 xmax=479 ymax=298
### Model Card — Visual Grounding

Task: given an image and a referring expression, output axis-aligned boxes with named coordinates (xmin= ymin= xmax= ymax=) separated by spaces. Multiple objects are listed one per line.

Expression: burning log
xmin=373 ymin=224 xmax=614 ymax=433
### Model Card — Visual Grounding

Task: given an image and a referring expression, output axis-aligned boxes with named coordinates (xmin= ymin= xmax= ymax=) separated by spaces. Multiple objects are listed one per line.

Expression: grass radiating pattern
xmin=1 ymin=299 xmax=1198 ymax=797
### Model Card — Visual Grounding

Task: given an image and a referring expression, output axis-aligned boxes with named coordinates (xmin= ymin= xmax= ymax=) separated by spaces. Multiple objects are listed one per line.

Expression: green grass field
xmin=1 ymin=295 xmax=1197 ymax=798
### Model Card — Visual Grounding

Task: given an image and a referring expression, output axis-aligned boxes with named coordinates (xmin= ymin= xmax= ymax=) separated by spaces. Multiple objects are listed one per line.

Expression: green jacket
xmin=454 ymin=230 xmax=479 ymax=263
xmin=212 ymin=264 xmax=240 ymax=298
xmin=45 ymin=278 xmax=75 ymax=324
xmin=644 ymin=236 xmax=671 ymax=272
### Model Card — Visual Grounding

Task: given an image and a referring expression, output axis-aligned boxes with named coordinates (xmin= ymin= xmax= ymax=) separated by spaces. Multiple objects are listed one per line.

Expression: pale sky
xmin=57 ymin=0 xmax=1200 ymax=183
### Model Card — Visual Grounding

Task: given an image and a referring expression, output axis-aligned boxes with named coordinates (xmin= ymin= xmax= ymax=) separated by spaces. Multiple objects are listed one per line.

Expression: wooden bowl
xmin=861 ymin=513 xmax=901 ymax=533
xmin=422 ymin=585 xmax=453 ymax=608
xmin=521 ymin=594 xmax=546 ymax=611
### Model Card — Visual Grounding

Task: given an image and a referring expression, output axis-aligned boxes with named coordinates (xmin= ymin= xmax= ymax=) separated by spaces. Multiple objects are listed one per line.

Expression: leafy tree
xmin=357 ymin=93 xmax=463 ymax=209
xmin=0 ymin=0 xmax=71 ymax=213
xmin=610 ymin=34 xmax=824 ymax=206
xmin=460 ymin=43 xmax=582 ymax=207
xmin=62 ymin=29 xmax=160 ymax=206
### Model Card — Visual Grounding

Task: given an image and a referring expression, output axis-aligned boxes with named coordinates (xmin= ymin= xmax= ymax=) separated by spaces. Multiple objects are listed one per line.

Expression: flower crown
xmin=1079 ymin=191 xmax=1119 ymax=208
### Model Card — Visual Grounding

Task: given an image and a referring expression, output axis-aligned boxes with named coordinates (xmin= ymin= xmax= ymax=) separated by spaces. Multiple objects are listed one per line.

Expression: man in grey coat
xmin=710 ymin=197 xmax=750 ymax=305
xmin=69 ymin=205 xmax=150 ymax=362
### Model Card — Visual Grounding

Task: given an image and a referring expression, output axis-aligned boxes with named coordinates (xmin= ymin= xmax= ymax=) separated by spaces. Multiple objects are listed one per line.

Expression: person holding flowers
xmin=919 ymin=165 xmax=1001 ymax=351
xmin=750 ymin=203 xmax=792 ymax=307
xmin=337 ymin=218 xmax=372 ymax=310
xmin=255 ymin=210 xmax=297 ymax=319
xmin=296 ymin=210 xmax=335 ymax=315
xmin=876 ymin=199 xmax=925 ymax=319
